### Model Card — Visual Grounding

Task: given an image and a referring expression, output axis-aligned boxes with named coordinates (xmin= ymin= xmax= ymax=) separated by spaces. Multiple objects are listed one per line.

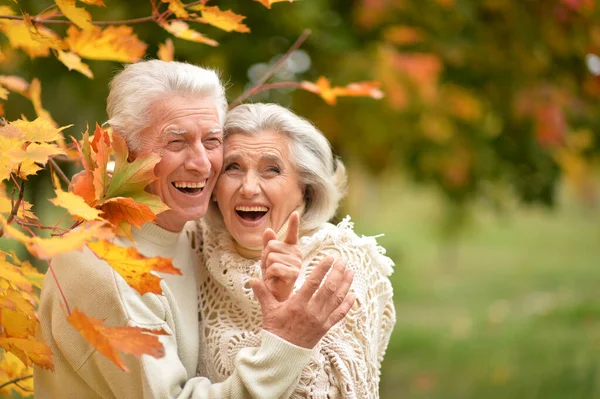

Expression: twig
xmin=0 ymin=14 xmax=155 ymax=25
xmin=0 ymin=374 xmax=33 ymax=391
xmin=0 ymin=180 xmax=25 ymax=238
xmin=236 ymin=81 xmax=303 ymax=102
xmin=48 ymin=260 xmax=72 ymax=315
xmin=49 ymin=158 xmax=70 ymax=187
xmin=17 ymin=221 xmax=70 ymax=234
xmin=229 ymin=29 xmax=311 ymax=109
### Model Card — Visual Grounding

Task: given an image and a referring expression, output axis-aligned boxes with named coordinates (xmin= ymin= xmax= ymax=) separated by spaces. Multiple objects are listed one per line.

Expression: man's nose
xmin=239 ymin=172 xmax=260 ymax=198
xmin=185 ymin=142 xmax=211 ymax=173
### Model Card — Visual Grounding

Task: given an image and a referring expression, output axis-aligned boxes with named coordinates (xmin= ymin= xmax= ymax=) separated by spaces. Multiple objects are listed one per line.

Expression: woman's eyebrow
xmin=260 ymin=154 xmax=282 ymax=163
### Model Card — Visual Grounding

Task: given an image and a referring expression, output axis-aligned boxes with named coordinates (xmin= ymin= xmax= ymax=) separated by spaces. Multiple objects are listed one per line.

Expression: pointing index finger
xmin=284 ymin=211 xmax=299 ymax=245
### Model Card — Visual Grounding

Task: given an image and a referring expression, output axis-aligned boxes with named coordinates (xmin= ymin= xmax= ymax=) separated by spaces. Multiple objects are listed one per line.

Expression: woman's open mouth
xmin=172 ymin=181 xmax=206 ymax=195
xmin=235 ymin=206 xmax=269 ymax=222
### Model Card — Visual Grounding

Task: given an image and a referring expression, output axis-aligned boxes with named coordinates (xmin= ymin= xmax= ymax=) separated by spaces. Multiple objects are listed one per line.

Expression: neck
xmin=154 ymin=212 xmax=185 ymax=232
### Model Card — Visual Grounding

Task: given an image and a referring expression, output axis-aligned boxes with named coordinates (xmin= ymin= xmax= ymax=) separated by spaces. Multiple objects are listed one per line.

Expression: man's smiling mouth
xmin=172 ymin=180 xmax=207 ymax=194
xmin=235 ymin=205 xmax=269 ymax=221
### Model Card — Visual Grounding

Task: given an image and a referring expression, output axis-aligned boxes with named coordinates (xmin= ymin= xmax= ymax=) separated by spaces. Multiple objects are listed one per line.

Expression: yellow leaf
xmin=0 ymin=19 xmax=51 ymax=59
xmin=0 ymin=184 xmax=36 ymax=220
xmin=0 ymin=85 xmax=8 ymax=100
xmin=300 ymin=77 xmax=384 ymax=105
xmin=87 ymin=240 xmax=181 ymax=295
xmin=67 ymin=308 xmax=167 ymax=372
xmin=79 ymin=0 xmax=105 ymax=5
xmin=65 ymin=25 xmax=147 ymax=63
xmin=14 ymin=161 xmax=43 ymax=180
xmin=0 ymin=352 xmax=35 ymax=397
xmin=0 ymin=288 xmax=37 ymax=339
xmin=0 ymin=216 xmax=114 ymax=260
xmin=10 ymin=118 xmax=70 ymax=143
xmin=161 ymin=21 xmax=218 ymax=46
xmin=157 ymin=39 xmax=174 ymax=62
xmin=254 ymin=0 xmax=294 ymax=8
xmin=49 ymin=187 xmax=103 ymax=221
xmin=13 ymin=142 xmax=65 ymax=165
xmin=57 ymin=50 xmax=94 ymax=79
xmin=27 ymin=78 xmax=58 ymax=127
xmin=0 ymin=135 xmax=25 ymax=182
xmin=194 ymin=5 xmax=250 ymax=33
xmin=0 ymin=337 xmax=54 ymax=370
xmin=54 ymin=0 xmax=94 ymax=31
xmin=161 ymin=0 xmax=189 ymax=18
xmin=22 ymin=12 xmax=67 ymax=51
xmin=0 ymin=255 xmax=33 ymax=292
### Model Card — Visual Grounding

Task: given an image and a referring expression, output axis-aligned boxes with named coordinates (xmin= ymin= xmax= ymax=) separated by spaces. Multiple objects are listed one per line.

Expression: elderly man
xmin=34 ymin=60 xmax=355 ymax=398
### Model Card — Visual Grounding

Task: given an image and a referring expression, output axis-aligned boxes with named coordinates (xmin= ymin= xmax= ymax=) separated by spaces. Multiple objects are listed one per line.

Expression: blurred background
xmin=2 ymin=0 xmax=600 ymax=398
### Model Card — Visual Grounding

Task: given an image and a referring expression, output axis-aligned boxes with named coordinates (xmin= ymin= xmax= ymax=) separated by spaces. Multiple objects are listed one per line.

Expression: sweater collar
xmin=132 ymin=222 xmax=181 ymax=247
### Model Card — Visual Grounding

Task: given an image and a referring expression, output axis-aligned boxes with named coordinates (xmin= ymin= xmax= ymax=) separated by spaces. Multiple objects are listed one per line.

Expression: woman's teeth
xmin=235 ymin=206 xmax=269 ymax=221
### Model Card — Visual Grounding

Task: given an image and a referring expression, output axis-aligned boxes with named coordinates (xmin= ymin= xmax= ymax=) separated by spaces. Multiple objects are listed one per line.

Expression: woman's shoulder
xmin=300 ymin=215 xmax=395 ymax=277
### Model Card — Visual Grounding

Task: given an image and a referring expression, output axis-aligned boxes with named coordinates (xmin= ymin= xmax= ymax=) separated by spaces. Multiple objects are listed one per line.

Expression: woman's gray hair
xmin=224 ymin=103 xmax=347 ymax=232
xmin=106 ymin=60 xmax=227 ymax=151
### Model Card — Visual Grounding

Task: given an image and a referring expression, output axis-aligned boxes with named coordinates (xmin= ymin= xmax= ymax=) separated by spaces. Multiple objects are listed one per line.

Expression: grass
xmin=348 ymin=176 xmax=600 ymax=399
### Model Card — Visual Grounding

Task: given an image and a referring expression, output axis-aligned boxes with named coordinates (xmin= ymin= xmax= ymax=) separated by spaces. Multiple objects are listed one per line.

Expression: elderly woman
xmin=195 ymin=103 xmax=396 ymax=398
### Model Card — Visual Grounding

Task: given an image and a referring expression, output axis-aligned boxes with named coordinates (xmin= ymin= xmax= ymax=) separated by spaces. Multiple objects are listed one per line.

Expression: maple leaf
xmin=193 ymin=5 xmax=250 ymax=33
xmin=161 ymin=21 xmax=218 ymax=46
xmin=0 ymin=75 xmax=29 ymax=97
xmin=0 ymin=288 xmax=37 ymax=339
xmin=14 ymin=143 xmax=65 ymax=165
xmin=0 ymin=255 xmax=33 ymax=293
xmin=11 ymin=118 xmax=70 ymax=143
xmin=161 ymin=0 xmax=189 ymax=18
xmin=65 ymin=25 xmax=147 ymax=63
xmin=91 ymin=124 xmax=112 ymax=201
xmin=55 ymin=0 xmax=95 ymax=31
xmin=100 ymin=197 xmax=156 ymax=232
xmin=0 ymin=352 xmax=34 ymax=397
xmin=0 ymin=216 xmax=114 ymax=260
xmin=57 ymin=50 xmax=94 ymax=79
xmin=0 ymin=337 xmax=54 ymax=370
xmin=157 ymin=38 xmax=174 ymax=62
xmin=67 ymin=308 xmax=168 ymax=371
xmin=300 ymin=77 xmax=384 ymax=105
xmin=254 ymin=0 xmax=294 ymax=9
xmin=0 ymin=7 xmax=51 ymax=59
xmin=71 ymin=170 xmax=97 ymax=206
xmin=87 ymin=240 xmax=181 ymax=295
xmin=50 ymin=185 xmax=103 ymax=221
xmin=22 ymin=12 xmax=67 ymax=51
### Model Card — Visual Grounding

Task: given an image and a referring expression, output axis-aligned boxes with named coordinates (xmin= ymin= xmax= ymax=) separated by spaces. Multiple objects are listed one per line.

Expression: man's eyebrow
xmin=207 ymin=128 xmax=223 ymax=135
xmin=223 ymin=153 xmax=242 ymax=163
xmin=165 ymin=128 xmax=187 ymax=135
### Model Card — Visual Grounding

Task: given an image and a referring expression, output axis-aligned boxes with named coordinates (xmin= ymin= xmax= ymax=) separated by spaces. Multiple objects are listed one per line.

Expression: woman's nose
xmin=239 ymin=173 xmax=260 ymax=197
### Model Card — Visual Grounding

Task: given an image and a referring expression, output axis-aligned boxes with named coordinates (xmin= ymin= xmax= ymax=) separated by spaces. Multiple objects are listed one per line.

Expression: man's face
xmin=132 ymin=95 xmax=223 ymax=232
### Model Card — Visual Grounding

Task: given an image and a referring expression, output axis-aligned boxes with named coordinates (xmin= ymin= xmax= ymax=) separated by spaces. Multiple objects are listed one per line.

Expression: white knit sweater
xmin=34 ymin=222 xmax=313 ymax=399
xmin=195 ymin=216 xmax=396 ymax=399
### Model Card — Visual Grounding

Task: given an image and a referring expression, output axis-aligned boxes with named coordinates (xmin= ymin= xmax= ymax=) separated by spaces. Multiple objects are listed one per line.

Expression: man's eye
xmin=224 ymin=163 xmax=240 ymax=171
xmin=169 ymin=139 xmax=184 ymax=145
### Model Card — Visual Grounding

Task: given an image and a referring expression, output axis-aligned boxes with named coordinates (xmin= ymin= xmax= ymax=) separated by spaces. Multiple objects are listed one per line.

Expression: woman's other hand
xmin=261 ymin=211 xmax=302 ymax=301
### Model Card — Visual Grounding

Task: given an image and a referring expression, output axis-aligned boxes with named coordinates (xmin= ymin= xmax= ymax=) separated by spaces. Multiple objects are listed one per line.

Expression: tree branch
xmin=0 ymin=179 xmax=25 ymax=239
xmin=229 ymin=29 xmax=311 ymax=109
xmin=49 ymin=158 xmax=70 ymax=187
xmin=0 ymin=374 xmax=33 ymax=391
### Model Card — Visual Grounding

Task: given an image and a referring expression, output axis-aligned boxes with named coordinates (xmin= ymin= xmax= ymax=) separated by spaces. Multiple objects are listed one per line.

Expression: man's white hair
xmin=224 ymin=103 xmax=347 ymax=233
xmin=106 ymin=60 xmax=227 ymax=151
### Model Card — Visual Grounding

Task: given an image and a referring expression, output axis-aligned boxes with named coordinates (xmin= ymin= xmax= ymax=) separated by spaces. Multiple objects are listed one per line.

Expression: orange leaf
xmin=71 ymin=170 xmax=97 ymax=206
xmin=100 ymin=197 xmax=155 ymax=230
xmin=161 ymin=21 xmax=218 ymax=46
xmin=300 ymin=77 xmax=384 ymax=105
xmin=0 ymin=336 xmax=54 ymax=370
xmin=254 ymin=0 xmax=294 ymax=9
xmin=54 ymin=0 xmax=95 ymax=31
xmin=65 ymin=25 xmax=147 ymax=63
xmin=67 ymin=308 xmax=168 ymax=371
xmin=0 ymin=216 xmax=114 ymax=260
xmin=161 ymin=0 xmax=189 ymax=18
xmin=79 ymin=0 xmax=106 ymax=6
xmin=194 ymin=5 xmax=250 ymax=33
xmin=87 ymin=240 xmax=181 ymax=295
xmin=57 ymin=50 xmax=94 ymax=79
xmin=157 ymin=38 xmax=174 ymax=62
xmin=91 ymin=124 xmax=112 ymax=201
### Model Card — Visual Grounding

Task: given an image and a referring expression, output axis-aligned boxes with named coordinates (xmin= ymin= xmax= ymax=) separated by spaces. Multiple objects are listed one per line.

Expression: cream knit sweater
xmin=195 ymin=216 xmax=396 ymax=399
xmin=34 ymin=222 xmax=313 ymax=399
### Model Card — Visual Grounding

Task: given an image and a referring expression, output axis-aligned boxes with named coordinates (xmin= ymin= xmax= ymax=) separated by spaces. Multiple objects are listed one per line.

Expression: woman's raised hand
xmin=261 ymin=211 xmax=302 ymax=301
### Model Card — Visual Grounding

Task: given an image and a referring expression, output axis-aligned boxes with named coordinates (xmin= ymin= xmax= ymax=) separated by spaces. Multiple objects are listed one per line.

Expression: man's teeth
xmin=173 ymin=181 xmax=206 ymax=188
xmin=235 ymin=206 xmax=269 ymax=212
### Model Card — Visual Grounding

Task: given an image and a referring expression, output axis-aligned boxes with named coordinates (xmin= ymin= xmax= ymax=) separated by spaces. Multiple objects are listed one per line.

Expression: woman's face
xmin=215 ymin=130 xmax=304 ymax=248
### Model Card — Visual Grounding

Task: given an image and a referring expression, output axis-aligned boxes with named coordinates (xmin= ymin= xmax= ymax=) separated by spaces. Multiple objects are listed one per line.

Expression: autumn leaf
xmin=0 ymin=352 xmax=35 ymax=397
xmin=55 ymin=0 xmax=95 ymax=31
xmin=100 ymin=197 xmax=156 ymax=231
xmin=0 ymin=255 xmax=33 ymax=293
xmin=50 ymin=186 xmax=103 ymax=221
xmin=161 ymin=21 xmax=218 ymax=46
xmin=71 ymin=170 xmax=97 ymax=206
xmin=57 ymin=50 xmax=94 ymax=79
xmin=157 ymin=38 xmax=174 ymax=62
xmin=79 ymin=0 xmax=106 ymax=6
xmin=254 ymin=0 xmax=294 ymax=9
xmin=0 ymin=75 xmax=29 ymax=97
xmin=87 ymin=240 xmax=181 ymax=296
xmin=0 ymin=135 xmax=25 ymax=182
xmin=22 ymin=12 xmax=67 ymax=51
xmin=14 ymin=143 xmax=65 ymax=165
xmin=0 ymin=216 xmax=114 ymax=260
xmin=0 ymin=7 xmax=51 ymax=59
xmin=0 ymin=288 xmax=37 ymax=339
xmin=0 ymin=86 xmax=8 ymax=100
xmin=193 ymin=5 xmax=250 ymax=33
xmin=0 ymin=337 xmax=54 ymax=370
xmin=10 ymin=118 xmax=70 ymax=143
xmin=27 ymin=78 xmax=59 ymax=128
xmin=91 ymin=124 xmax=112 ymax=201
xmin=161 ymin=0 xmax=189 ymax=18
xmin=300 ymin=77 xmax=384 ymax=105
xmin=65 ymin=25 xmax=147 ymax=63
xmin=67 ymin=308 xmax=168 ymax=371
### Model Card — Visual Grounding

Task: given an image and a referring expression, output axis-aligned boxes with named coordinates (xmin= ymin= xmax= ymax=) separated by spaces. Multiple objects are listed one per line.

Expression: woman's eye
xmin=266 ymin=166 xmax=281 ymax=174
